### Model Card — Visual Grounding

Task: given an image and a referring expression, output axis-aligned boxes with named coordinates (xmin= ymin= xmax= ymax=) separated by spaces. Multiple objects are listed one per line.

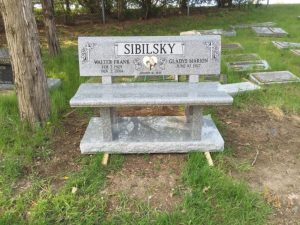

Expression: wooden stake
xmin=102 ymin=153 xmax=109 ymax=166
xmin=204 ymin=152 xmax=214 ymax=166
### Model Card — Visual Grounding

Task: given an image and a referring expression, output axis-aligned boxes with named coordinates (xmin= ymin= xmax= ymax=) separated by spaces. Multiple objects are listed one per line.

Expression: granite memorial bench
xmin=70 ymin=36 xmax=233 ymax=164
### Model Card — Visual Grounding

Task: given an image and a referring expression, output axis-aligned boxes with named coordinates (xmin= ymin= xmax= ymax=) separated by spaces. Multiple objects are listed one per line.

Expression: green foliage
xmin=2 ymin=4 xmax=300 ymax=224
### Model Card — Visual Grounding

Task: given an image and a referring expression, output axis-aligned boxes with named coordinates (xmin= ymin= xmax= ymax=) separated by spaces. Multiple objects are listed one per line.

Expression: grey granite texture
xmin=80 ymin=115 xmax=224 ymax=154
xmin=230 ymin=22 xmax=276 ymax=29
xmin=272 ymin=41 xmax=300 ymax=49
xmin=100 ymin=108 xmax=113 ymax=141
xmin=227 ymin=60 xmax=270 ymax=72
xmin=219 ymin=82 xmax=260 ymax=96
xmin=249 ymin=71 xmax=300 ymax=85
xmin=252 ymin=27 xmax=288 ymax=37
xmin=0 ymin=78 xmax=61 ymax=91
xmin=291 ymin=49 xmax=300 ymax=56
xmin=191 ymin=106 xmax=203 ymax=140
xmin=69 ymin=82 xmax=233 ymax=107
xmin=222 ymin=43 xmax=243 ymax=51
xmin=79 ymin=36 xmax=221 ymax=77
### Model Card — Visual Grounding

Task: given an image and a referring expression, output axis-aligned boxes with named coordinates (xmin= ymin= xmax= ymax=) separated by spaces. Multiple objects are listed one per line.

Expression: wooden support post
xmin=102 ymin=153 xmax=109 ymax=166
xmin=204 ymin=152 xmax=214 ymax=166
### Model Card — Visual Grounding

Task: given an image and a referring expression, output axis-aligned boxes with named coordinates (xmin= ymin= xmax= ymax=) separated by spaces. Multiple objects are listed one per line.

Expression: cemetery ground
xmin=1 ymin=4 xmax=300 ymax=225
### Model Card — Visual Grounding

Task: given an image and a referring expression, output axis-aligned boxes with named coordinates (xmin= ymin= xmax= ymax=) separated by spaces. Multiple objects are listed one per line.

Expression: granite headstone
xmin=0 ymin=48 xmax=13 ymax=84
xmin=250 ymin=71 xmax=300 ymax=85
xmin=78 ymin=36 xmax=221 ymax=77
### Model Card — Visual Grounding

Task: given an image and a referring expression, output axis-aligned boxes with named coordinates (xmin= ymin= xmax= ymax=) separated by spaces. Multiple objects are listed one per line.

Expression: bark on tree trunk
xmin=65 ymin=0 xmax=72 ymax=25
xmin=41 ymin=0 xmax=61 ymax=56
xmin=0 ymin=0 xmax=51 ymax=125
xmin=117 ymin=0 xmax=125 ymax=22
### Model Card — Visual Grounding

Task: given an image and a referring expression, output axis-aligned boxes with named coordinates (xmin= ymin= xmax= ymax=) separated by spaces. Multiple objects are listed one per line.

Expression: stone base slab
xmin=80 ymin=115 xmax=224 ymax=154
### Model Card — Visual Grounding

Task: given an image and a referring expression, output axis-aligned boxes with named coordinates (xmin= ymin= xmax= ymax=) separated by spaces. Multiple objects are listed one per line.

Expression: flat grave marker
xmin=227 ymin=60 xmax=270 ymax=72
xmin=291 ymin=49 xmax=300 ymax=56
xmin=221 ymin=43 xmax=243 ymax=51
xmin=180 ymin=29 xmax=236 ymax=37
xmin=272 ymin=41 xmax=300 ymax=49
xmin=231 ymin=22 xmax=276 ymax=29
xmin=249 ymin=71 xmax=300 ymax=85
xmin=252 ymin=27 xmax=288 ymax=37
xmin=224 ymin=53 xmax=260 ymax=62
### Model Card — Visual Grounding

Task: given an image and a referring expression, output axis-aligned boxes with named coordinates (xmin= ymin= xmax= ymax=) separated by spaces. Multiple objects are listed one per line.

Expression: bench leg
xmin=185 ymin=106 xmax=192 ymax=123
xmin=191 ymin=106 xmax=203 ymax=140
xmin=100 ymin=107 xmax=113 ymax=141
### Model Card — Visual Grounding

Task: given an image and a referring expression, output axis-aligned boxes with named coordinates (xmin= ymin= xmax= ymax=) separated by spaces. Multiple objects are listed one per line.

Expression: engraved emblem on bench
xmin=205 ymin=41 xmax=220 ymax=60
xmin=81 ymin=43 xmax=96 ymax=63
xmin=143 ymin=56 xmax=158 ymax=70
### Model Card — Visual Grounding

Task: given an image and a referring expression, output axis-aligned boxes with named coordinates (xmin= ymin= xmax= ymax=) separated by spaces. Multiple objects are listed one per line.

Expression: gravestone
xmin=231 ymin=22 xmax=276 ymax=29
xmin=220 ymin=82 xmax=260 ymax=96
xmin=252 ymin=27 xmax=288 ymax=37
xmin=227 ymin=60 xmax=269 ymax=72
xmin=0 ymin=48 xmax=62 ymax=91
xmin=224 ymin=53 xmax=260 ymax=62
xmin=249 ymin=71 xmax=300 ymax=85
xmin=222 ymin=43 xmax=243 ymax=51
xmin=180 ymin=29 xmax=236 ymax=37
xmin=79 ymin=36 xmax=221 ymax=77
xmin=291 ymin=49 xmax=300 ymax=56
xmin=0 ymin=48 xmax=13 ymax=84
xmin=272 ymin=41 xmax=300 ymax=49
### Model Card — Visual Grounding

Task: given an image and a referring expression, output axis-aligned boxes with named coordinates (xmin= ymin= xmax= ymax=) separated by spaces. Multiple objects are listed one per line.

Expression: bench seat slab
xmin=70 ymin=82 xmax=233 ymax=107
xmin=80 ymin=115 xmax=224 ymax=154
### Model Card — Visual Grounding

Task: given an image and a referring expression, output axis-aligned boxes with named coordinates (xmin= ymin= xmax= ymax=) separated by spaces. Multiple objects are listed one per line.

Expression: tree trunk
xmin=65 ymin=0 xmax=72 ymax=25
xmin=180 ymin=0 xmax=187 ymax=13
xmin=41 ymin=0 xmax=61 ymax=56
xmin=0 ymin=0 xmax=51 ymax=125
xmin=117 ymin=0 xmax=125 ymax=21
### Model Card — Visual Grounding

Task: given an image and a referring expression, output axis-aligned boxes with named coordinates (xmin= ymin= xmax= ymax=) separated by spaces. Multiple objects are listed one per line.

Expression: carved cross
xmin=207 ymin=42 xmax=214 ymax=59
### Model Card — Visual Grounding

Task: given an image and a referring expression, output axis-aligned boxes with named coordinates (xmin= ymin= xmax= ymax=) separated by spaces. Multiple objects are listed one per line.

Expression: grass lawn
xmin=1 ymin=4 xmax=300 ymax=224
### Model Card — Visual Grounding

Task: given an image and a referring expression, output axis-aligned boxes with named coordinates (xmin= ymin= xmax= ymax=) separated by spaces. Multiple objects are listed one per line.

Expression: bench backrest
xmin=78 ymin=36 xmax=221 ymax=79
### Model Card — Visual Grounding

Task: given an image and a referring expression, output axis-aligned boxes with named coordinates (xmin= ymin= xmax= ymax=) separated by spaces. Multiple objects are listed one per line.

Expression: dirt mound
xmin=218 ymin=106 xmax=300 ymax=224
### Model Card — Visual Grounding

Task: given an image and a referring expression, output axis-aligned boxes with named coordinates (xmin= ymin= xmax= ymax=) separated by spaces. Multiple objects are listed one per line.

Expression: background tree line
xmin=32 ymin=0 xmax=262 ymax=24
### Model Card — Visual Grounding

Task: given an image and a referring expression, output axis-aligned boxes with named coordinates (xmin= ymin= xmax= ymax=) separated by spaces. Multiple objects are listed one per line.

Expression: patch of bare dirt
xmin=33 ymin=111 xmax=86 ymax=190
xmin=103 ymin=154 xmax=187 ymax=212
xmin=217 ymin=106 xmax=300 ymax=225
